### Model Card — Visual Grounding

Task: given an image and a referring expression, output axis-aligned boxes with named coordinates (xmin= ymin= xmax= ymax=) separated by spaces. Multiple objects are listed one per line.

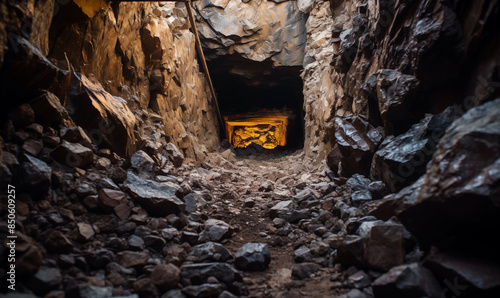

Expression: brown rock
xmin=98 ymin=188 xmax=127 ymax=212
xmin=76 ymin=223 xmax=95 ymax=241
xmin=117 ymin=251 xmax=149 ymax=268
xmin=151 ymin=263 xmax=181 ymax=290
xmin=114 ymin=203 xmax=131 ymax=221
xmin=30 ymin=92 xmax=73 ymax=127
xmin=44 ymin=230 xmax=74 ymax=253
xmin=50 ymin=140 xmax=94 ymax=168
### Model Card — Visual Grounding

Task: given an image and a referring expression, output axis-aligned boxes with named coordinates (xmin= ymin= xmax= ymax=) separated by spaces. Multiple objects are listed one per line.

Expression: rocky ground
xmin=0 ymin=99 xmax=434 ymax=298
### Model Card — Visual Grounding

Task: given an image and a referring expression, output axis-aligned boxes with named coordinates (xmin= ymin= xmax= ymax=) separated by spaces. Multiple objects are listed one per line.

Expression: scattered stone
xmin=292 ymin=262 xmax=320 ymax=279
xmin=242 ymin=197 xmax=255 ymax=208
xmin=98 ymin=188 xmax=128 ymax=212
xmin=114 ymin=203 xmax=131 ymax=220
xmin=128 ymin=235 xmax=144 ymax=250
xmin=293 ymin=245 xmax=313 ymax=263
xmin=337 ymin=235 xmax=365 ymax=267
xmin=348 ymin=270 xmax=371 ymax=289
xmin=44 ymin=230 xmax=73 ymax=253
xmin=151 ymin=263 xmax=181 ymax=290
xmin=22 ymin=139 xmax=43 ymax=156
xmin=25 ymin=266 xmax=62 ymax=296
xmin=199 ymin=219 xmax=233 ymax=242
xmin=270 ymin=200 xmax=295 ymax=219
xmin=235 ymin=243 xmax=271 ymax=271
xmin=360 ymin=221 xmax=404 ymax=271
xmin=144 ymin=235 xmax=167 ymax=252
xmin=123 ymin=171 xmax=185 ymax=216
xmin=181 ymin=263 xmax=237 ymax=285
xmin=76 ymin=223 xmax=95 ymax=241
xmin=133 ymin=278 xmax=158 ymax=297
xmin=182 ymin=284 xmax=226 ymax=297
xmin=19 ymin=153 xmax=52 ymax=197
xmin=60 ymin=126 xmax=93 ymax=147
xmin=117 ymin=251 xmax=149 ymax=268
xmin=130 ymin=150 xmax=155 ymax=174
xmin=164 ymin=142 xmax=184 ymax=167
xmin=50 ymin=141 xmax=94 ymax=168
xmin=188 ymin=242 xmax=232 ymax=263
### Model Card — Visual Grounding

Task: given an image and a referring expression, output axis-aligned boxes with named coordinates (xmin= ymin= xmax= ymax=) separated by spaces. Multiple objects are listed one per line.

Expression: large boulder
xmin=365 ymin=69 xmax=420 ymax=135
xmin=398 ymin=99 xmax=500 ymax=249
xmin=66 ymin=73 xmax=139 ymax=157
xmin=371 ymin=107 xmax=459 ymax=192
xmin=327 ymin=115 xmax=384 ymax=177
xmin=396 ymin=99 xmax=500 ymax=293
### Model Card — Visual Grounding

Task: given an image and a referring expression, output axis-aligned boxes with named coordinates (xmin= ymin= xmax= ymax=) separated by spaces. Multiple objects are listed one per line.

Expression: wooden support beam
xmin=184 ymin=1 xmax=224 ymax=138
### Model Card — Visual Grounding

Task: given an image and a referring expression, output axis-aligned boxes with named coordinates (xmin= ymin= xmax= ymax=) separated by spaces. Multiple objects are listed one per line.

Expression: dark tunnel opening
xmin=207 ymin=55 xmax=305 ymax=150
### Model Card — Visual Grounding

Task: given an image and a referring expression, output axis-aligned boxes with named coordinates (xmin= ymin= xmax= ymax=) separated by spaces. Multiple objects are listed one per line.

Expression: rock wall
xmin=0 ymin=0 xmax=220 ymax=158
xmin=303 ymin=0 xmax=500 ymax=161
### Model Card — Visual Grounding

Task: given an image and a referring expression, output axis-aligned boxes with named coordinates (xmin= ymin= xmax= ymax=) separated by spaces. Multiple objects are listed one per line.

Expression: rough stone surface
xmin=371 ymin=107 xmax=459 ymax=192
xmin=123 ymin=171 xmax=185 ymax=216
xmin=235 ymin=243 xmax=271 ymax=271
xmin=50 ymin=141 xmax=94 ymax=168
xmin=327 ymin=115 xmax=383 ymax=177
xmin=398 ymin=99 xmax=500 ymax=257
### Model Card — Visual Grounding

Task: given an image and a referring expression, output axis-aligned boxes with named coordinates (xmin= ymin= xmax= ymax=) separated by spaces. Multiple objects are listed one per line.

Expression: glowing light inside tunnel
xmin=224 ymin=111 xmax=293 ymax=149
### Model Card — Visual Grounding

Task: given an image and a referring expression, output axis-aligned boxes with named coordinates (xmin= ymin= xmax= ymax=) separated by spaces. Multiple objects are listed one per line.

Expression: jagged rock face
xmin=304 ymin=0 xmax=500 ymax=159
xmin=398 ymin=98 xmax=500 ymax=250
xmin=0 ymin=0 xmax=220 ymax=158
xmin=195 ymin=0 xmax=307 ymax=67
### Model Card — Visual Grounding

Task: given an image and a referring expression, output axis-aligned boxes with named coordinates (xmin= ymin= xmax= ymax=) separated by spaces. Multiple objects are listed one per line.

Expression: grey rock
xmin=235 ymin=243 xmax=271 ymax=271
xmin=348 ymin=270 xmax=371 ymax=289
xmin=123 ymin=171 xmax=185 ymax=216
xmin=293 ymin=245 xmax=313 ymax=263
xmin=199 ymin=219 xmax=233 ymax=242
xmin=25 ymin=266 xmax=62 ymax=296
xmin=161 ymin=289 xmax=187 ymax=298
xmin=398 ymin=99 xmax=500 ymax=255
xmin=182 ymin=283 xmax=225 ymax=297
xmin=128 ymin=235 xmax=144 ymax=251
xmin=270 ymin=200 xmax=295 ymax=219
xmin=188 ymin=242 xmax=232 ymax=263
xmin=327 ymin=115 xmax=383 ymax=177
xmin=164 ymin=142 xmax=184 ymax=167
xmin=130 ymin=150 xmax=155 ymax=174
xmin=78 ymin=286 xmax=113 ymax=298
xmin=19 ymin=153 xmax=52 ymax=197
xmin=181 ymin=263 xmax=237 ymax=285
xmin=371 ymin=107 xmax=458 ymax=192
xmin=292 ymin=262 xmax=320 ymax=279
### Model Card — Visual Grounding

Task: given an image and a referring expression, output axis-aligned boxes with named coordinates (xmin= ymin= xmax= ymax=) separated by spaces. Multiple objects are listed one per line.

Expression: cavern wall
xmin=0 ymin=0 xmax=220 ymax=158
xmin=302 ymin=0 xmax=500 ymax=163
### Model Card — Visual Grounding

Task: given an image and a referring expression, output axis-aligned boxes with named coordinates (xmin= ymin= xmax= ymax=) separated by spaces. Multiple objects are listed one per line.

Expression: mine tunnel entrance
xmin=207 ymin=55 xmax=305 ymax=150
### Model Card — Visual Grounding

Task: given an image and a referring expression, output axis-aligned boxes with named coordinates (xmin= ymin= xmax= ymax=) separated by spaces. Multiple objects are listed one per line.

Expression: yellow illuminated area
xmin=224 ymin=111 xmax=293 ymax=149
